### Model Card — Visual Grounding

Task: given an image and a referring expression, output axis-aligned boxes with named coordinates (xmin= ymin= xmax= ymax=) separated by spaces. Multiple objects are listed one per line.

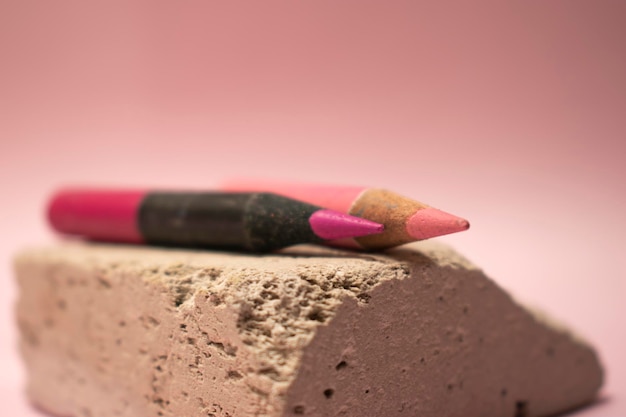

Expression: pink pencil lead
xmin=309 ymin=209 xmax=384 ymax=240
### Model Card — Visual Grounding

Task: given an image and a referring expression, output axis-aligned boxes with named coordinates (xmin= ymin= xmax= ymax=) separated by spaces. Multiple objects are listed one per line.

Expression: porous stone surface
xmin=14 ymin=242 xmax=603 ymax=417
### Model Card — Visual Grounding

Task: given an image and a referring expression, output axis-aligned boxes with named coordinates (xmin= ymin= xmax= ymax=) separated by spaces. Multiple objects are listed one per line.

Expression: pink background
xmin=1 ymin=1 xmax=624 ymax=415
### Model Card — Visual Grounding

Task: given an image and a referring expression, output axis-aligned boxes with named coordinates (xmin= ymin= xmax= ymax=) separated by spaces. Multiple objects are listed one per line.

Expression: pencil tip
xmin=407 ymin=208 xmax=470 ymax=240
xmin=310 ymin=209 xmax=384 ymax=240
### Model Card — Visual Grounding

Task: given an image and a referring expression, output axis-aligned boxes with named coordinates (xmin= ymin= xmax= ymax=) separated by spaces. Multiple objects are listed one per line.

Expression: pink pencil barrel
xmin=48 ymin=188 xmax=146 ymax=243
xmin=223 ymin=179 xmax=366 ymax=213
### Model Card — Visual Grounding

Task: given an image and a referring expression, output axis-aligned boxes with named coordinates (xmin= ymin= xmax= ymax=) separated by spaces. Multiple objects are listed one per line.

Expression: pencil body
xmin=48 ymin=189 xmax=384 ymax=252
xmin=222 ymin=179 xmax=470 ymax=250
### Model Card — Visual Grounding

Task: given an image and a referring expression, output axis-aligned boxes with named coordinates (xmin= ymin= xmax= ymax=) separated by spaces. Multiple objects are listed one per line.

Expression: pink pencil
xmin=222 ymin=179 xmax=469 ymax=250
xmin=47 ymin=189 xmax=384 ymax=252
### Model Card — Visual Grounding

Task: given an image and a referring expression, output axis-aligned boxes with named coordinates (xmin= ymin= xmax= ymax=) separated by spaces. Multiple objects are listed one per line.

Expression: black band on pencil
xmin=138 ymin=192 xmax=321 ymax=251
xmin=245 ymin=192 xmax=320 ymax=251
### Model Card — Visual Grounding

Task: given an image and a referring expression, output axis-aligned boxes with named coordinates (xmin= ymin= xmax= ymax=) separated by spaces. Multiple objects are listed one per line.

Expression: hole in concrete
xmin=335 ymin=361 xmax=347 ymax=371
xmin=515 ymin=401 xmax=528 ymax=417
xmin=307 ymin=309 xmax=326 ymax=322
xmin=293 ymin=405 xmax=305 ymax=414
xmin=323 ymin=389 xmax=334 ymax=399
xmin=227 ymin=370 xmax=243 ymax=379
xmin=356 ymin=293 xmax=371 ymax=303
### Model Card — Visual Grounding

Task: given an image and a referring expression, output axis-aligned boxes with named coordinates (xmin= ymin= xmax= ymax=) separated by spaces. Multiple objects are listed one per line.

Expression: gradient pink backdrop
xmin=1 ymin=1 xmax=624 ymax=415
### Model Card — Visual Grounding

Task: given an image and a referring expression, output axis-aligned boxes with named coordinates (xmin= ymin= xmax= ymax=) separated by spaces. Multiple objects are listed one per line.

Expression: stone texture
xmin=14 ymin=242 xmax=603 ymax=417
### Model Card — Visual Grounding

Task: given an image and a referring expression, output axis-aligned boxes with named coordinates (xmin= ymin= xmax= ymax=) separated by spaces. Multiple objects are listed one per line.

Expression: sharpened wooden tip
xmin=350 ymin=189 xmax=470 ymax=249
